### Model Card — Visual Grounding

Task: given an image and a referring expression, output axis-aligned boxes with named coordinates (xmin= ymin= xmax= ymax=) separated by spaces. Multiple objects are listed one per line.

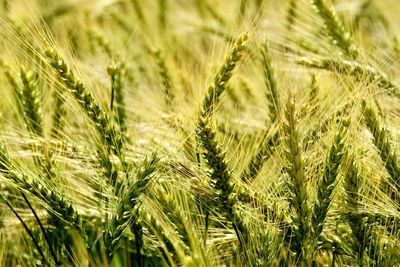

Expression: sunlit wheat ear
xmin=195 ymin=117 xmax=248 ymax=249
xmin=19 ymin=69 xmax=43 ymax=136
xmin=297 ymin=57 xmax=400 ymax=98
xmin=0 ymin=144 xmax=88 ymax=245
xmin=311 ymin=0 xmax=359 ymax=59
xmin=362 ymin=101 xmax=400 ymax=197
xmin=154 ymin=50 xmax=175 ymax=109
xmin=282 ymin=94 xmax=312 ymax=263
xmin=5 ymin=69 xmax=43 ymax=135
xmin=200 ymin=33 xmax=248 ymax=118
xmin=311 ymin=119 xmax=349 ymax=246
xmin=45 ymin=49 xmax=126 ymax=164
xmin=107 ymin=63 xmax=127 ymax=135
xmin=239 ymin=42 xmax=279 ymax=184
xmin=104 ymin=153 xmax=159 ymax=262
xmin=261 ymin=42 xmax=279 ymax=123
xmin=158 ymin=193 xmax=190 ymax=242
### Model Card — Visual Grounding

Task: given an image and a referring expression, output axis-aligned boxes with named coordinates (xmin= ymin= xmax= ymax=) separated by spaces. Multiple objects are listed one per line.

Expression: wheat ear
xmin=261 ymin=42 xmax=279 ymax=123
xmin=196 ymin=117 xmax=248 ymax=247
xmin=45 ymin=49 xmax=126 ymax=166
xmin=311 ymin=0 xmax=359 ymax=59
xmin=104 ymin=153 xmax=159 ymax=261
xmin=200 ymin=33 xmax=248 ymax=118
xmin=312 ymin=120 xmax=348 ymax=245
xmin=362 ymin=102 xmax=400 ymax=197
xmin=282 ymin=95 xmax=312 ymax=263
xmin=0 ymin=143 xmax=88 ymax=245
xmin=107 ymin=63 xmax=127 ymax=135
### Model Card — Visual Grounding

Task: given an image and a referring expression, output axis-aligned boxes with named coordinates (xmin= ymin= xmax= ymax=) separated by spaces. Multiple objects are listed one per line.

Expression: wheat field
xmin=0 ymin=0 xmax=400 ymax=266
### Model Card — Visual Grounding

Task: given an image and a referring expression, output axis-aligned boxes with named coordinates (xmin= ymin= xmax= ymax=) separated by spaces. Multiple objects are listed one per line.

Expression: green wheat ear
xmin=19 ymin=69 xmax=43 ymax=136
xmin=286 ymin=0 xmax=298 ymax=32
xmin=297 ymin=57 xmax=400 ymax=98
xmin=311 ymin=0 xmax=359 ymax=59
xmin=282 ymin=94 xmax=312 ymax=263
xmin=362 ymin=101 xmax=400 ymax=197
xmin=200 ymin=33 xmax=248 ymax=118
xmin=107 ymin=63 xmax=127 ymax=135
xmin=0 ymin=143 xmax=88 ymax=246
xmin=308 ymin=74 xmax=319 ymax=116
xmin=195 ymin=116 xmax=249 ymax=249
xmin=261 ymin=42 xmax=279 ymax=123
xmin=344 ymin=155 xmax=367 ymax=265
xmin=5 ymin=69 xmax=43 ymax=136
xmin=239 ymin=42 xmax=279 ymax=184
xmin=311 ymin=119 xmax=348 ymax=247
xmin=104 ymin=153 xmax=159 ymax=262
xmin=45 ymin=49 xmax=126 ymax=164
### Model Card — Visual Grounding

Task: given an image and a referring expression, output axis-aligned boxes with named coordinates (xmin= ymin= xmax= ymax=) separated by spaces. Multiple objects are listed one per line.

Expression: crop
xmin=1 ymin=0 xmax=400 ymax=266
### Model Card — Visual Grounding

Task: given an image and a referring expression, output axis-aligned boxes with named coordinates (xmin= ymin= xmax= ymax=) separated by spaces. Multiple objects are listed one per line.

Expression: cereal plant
xmin=1 ymin=0 xmax=400 ymax=266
